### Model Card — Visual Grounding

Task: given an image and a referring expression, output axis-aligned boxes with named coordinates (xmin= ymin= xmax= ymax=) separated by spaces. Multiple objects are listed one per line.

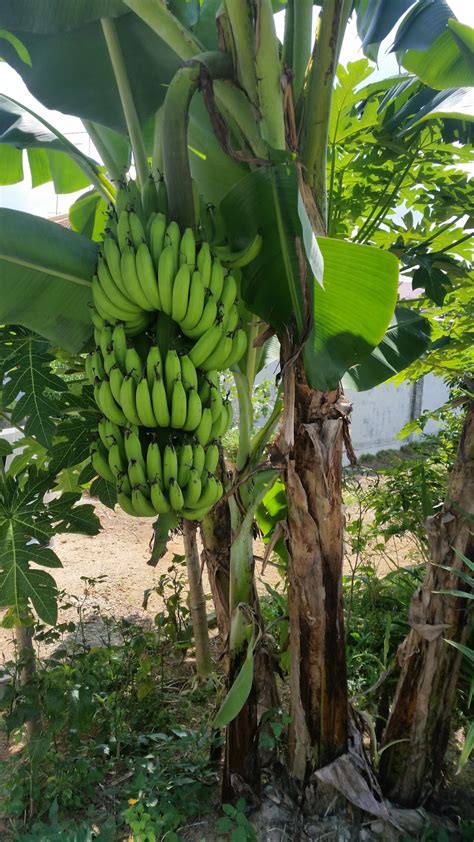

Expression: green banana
xmin=150 ymin=212 xmax=167 ymax=264
xmin=128 ymin=210 xmax=146 ymax=250
xmin=85 ymin=353 xmax=94 ymax=385
xmin=219 ymin=273 xmax=237 ymax=317
xmin=179 ymin=271 xmax=205 ymax=331
xmin=150 ymin=481 xmax=170 ymax=514
xmin=183 ymin=388 xmax=202 ymax=433
xmin=103 ymin=348 xmax=116 ymax=376
xmin=103 ymin=236 xmax=127 ymax=297
xmin=171 ymin=263 xmax=191 ymax=323
xmin=179 ymin=227 xmax=196 ymax=268
xmin=178 ymin=443 xmax=193 ymax=487
xmin=222 ymin=328 xmax=248 ymax=368
xmin=142 ymin=173 xmax=159 ymax=219
xmin=189 ymin=322 xmax=224 ymax=369
xmin=208 ymin=385 xmax=223 ymax=422
xmin=225 ymin=399 xmax=233 ymax=430
xmin=157 ymin=178 xmax=168 ymax=216
xmin=92 ymin=275 xmax=139 ymax=323
xmin=124 ymin=429 xmax=145 ymax=468
xmin=157 ymin=244 xmax=175 ymax=315
xmin=111 ymin=323 xmax=127 ymax=369
xmin=198 ymin=377 xmax=211 ymax=406
xmin=108 ymin=442 xmax=126 ymax=478
xmin=90 ymin=307 xmax=106 ymax=331
xmin=183 ymin=292 xmax=218 ymax=340
xmin=98 ymin=258 xmax=140 ymax=315
xmin=168 ymin=478 xmax=185 ymax=511
xmin=224 ymin=304 xmax=239 ymax=334
xmin=117 ymin=472 xmax=132 ymax=497
xmin=91 ymin=444 xmax=116 ymax=484
xmin=118 ymin=490 xmax=137 ymax=516
xmin=164 ymin=350 xmax=181 ymax=401
xmin=105 ymin=421 xmax=126 ymax=461
xmin=212 ymin=232 xmax=263 ymax=267
xmin=209 ymin=259 xmax=224 ymax=299
xmin=120 ymin=375 xmax=143 ymax=426
xmin=197 ymin=242 xmax=212 ymax=288
xmin=163 ymin=444 xmax=178 ymax=489
xmin=98 ymin=324 xmax=113 ymax=359
xmin=131 ymin=488 xmax=156 ymax=517
xmin=126 ymin=179 xmax=145 ymax=221
xmin=123 ymin=314 xmax=152 ymax=336
xmin=136 ymin=242 xmax=161 ymax=310
xmin=195 ymin=407 xmax=213 ymax=446
xmin=128 ymin=458 xmax=149 ymax=490
xmin=98 ymin=417 xmax=109 ymax=450
xmin=192 ymin=443 xmax=205 ymax=476
xmin=146 ymin=343 xmax=163 ymax=387
xmin=146 ymin=211 xmax=157 ymax=242
xmin=117 ymin=210 xmax=131 ymax=252
xmin=170 ymin=380 xmax=187 ymax=429
xmin=98 ymin=379 xmax=127 ymax=424
xmin=109 ymin=364 xmax=124 ymax=404
xmin=180 ymin=354 xmax=198 ymax=391
xmin=198 ymin=331 xmax=232 ymax=372
xmin=120 ymin=245 xmax=154 ymax=311
xmin=183 ymin=468 xmax=202 ymax=507
xmin=125 ymin=346 xmax=144 ymax=381
xmin=91 ymin=350 xmax=106 ymax=381
xmin=165 ymin=220 xmax=180 ymax=272
xmin=136 ymin=377 xmax=158 ymax=427
xmin=180 ymin=504 xmax=213 ymax=522
xmin=197 ymin=473 xmax=220 ymax=509
xmin=151 ymin=372 xmax=171 ymax=428
xmin=146 ymin=441 xmax=163 ymax=484
xmin=94 ymin=326 xmax=103 ymax=347
xmin=204 ymin=443 xmax=219 ymax=473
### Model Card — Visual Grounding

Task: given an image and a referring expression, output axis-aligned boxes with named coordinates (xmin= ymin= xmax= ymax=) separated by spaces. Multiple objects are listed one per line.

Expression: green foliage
xmin=216 ymin=798 xmax=257 ymax=842
xmin=0 ymin=588 xmax=217 ymax=836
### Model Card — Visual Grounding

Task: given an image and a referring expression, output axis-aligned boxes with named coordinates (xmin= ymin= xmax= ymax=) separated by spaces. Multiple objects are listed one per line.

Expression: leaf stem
xmin=82 ymin=120 xmax=123 ymax=184
xmin=162 ymin=53 xmax=233 ymax=230
xmin=233 ymin=368 xmax=253 ymax=472
xmin=223 ymin=0 xmax=259 ymax=108
xmin=301 ymin=0 xmax=349 ymax=225
xmin=245 ymin=316 xmax=259 ymax=387
xmin=255 ymin=0 xmax=286 ymax=150
xmin=152 ymin=108 xmax=163 ymax=175
xmin=101 ymin=17 xmax=148 ymax=189
xmin=292 ymin=0 xmax=313 ymax=103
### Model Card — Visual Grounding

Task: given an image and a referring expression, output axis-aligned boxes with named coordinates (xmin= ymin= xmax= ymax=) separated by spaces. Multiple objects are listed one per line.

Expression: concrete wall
xmin=347 ymin=375 xmax=449 ymax=458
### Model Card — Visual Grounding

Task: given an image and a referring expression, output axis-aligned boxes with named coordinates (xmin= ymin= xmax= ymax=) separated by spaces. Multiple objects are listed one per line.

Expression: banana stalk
xmin=183 ymin=520 xmax=213 ymax=679
xmin=162 ymin=52 xmax=233 ymax=231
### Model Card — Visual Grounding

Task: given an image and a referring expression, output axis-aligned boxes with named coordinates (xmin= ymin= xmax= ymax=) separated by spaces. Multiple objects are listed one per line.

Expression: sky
xmin=0 ymin=0 xmax=472 ymax=218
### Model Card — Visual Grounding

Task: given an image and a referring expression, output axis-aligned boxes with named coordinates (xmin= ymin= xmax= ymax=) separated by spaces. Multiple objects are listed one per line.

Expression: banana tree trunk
xmin=182 ymin=520 xmax=213 ymax=679
xmin=379 ymin=400 xmax=474 ymax=806
xmin=284 ymin=358 xmax=349 ymax=780
xmin=201 ymin=495 xmax=231 ymax=645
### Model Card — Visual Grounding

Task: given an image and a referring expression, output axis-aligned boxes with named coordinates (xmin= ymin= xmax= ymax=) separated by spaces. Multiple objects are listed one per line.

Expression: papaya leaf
xmin=0 ymin=466 xmax=100 ymax=624
xmin=0 ymin=327 xmax=67 ymax=448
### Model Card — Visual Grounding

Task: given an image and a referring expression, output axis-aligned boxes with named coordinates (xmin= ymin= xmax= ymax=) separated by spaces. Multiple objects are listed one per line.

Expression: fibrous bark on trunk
xmin=380 ymin=401 xmax=474 ymax=806
xmin=284 ymin=358 xmax=350 ymax=780
xmin=15 ymin=624 xmax=42 ymax=739
xmin=201 ymin=495 xmax=232 ymax=646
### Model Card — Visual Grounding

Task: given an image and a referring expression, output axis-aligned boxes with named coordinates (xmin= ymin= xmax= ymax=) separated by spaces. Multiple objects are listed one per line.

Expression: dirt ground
xmin=0 ymin=494 xmax=420 ymax=663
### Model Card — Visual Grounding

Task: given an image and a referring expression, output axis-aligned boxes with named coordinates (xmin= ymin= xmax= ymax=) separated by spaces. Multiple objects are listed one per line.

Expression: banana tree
xmin=0 ymin=0 xmax=472 ymax=806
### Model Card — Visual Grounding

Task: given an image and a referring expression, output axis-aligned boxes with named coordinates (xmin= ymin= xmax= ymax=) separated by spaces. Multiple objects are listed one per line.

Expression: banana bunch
xmin=85 ymin=325 xmax=233 ymax=441
xmin=87 ymin=175 xmax=259 ymax=522
xmin=91 ymin=420 xmax=223 ymax=521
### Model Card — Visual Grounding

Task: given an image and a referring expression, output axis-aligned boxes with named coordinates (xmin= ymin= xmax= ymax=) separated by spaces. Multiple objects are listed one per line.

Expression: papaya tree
xmin=0 ymin=0 xmax=472 ymax=807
